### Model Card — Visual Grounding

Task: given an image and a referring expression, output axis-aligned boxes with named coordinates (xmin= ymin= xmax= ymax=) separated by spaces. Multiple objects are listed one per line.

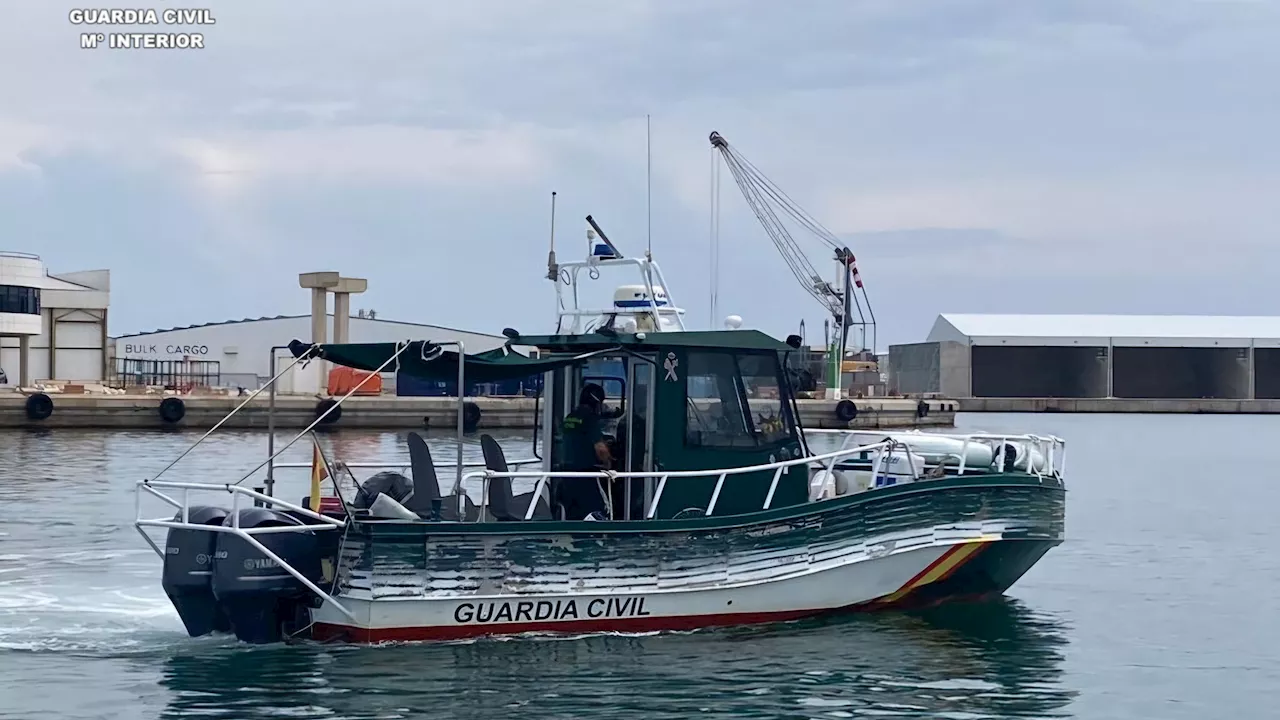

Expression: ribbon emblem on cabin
xmin=663 ymin=352 xmax=679 ymax=382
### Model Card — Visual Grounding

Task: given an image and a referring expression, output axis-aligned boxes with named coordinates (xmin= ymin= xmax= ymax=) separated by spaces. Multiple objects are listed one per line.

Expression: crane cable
xmin=709 ymin=132 xmax=877 ymax=348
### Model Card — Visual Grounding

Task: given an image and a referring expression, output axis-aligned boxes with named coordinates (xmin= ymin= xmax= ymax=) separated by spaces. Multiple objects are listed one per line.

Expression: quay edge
xmin=0 ymin=393 xmax=956 ymax=431
xmin=959 ymin=397 xmax=1280 ymax=414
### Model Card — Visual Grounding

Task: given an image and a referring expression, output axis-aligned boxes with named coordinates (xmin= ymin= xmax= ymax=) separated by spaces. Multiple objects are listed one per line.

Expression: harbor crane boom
xmin=708 ymin=131 xmax=877 ymax=395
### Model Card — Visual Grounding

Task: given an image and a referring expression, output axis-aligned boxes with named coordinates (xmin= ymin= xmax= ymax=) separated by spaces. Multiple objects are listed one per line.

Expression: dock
xmin=0 ymin=392 xmax=955 ymax=431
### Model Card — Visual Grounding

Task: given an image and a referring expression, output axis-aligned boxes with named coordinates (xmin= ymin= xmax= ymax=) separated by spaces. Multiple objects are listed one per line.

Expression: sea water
xmin=0 ymin=414 xmax=1277 ymax=719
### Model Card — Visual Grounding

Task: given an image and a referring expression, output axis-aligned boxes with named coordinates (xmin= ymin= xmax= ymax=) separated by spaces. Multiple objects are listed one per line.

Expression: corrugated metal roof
xmin=936 ymin=313 xmax=1280 ymax=340
xmin=115 ymin=314 xmax=502 ymax=340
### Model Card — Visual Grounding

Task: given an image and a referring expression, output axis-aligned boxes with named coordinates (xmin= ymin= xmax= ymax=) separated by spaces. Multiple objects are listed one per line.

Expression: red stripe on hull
xmin=312 ymin=608 xmax=823 ymax=643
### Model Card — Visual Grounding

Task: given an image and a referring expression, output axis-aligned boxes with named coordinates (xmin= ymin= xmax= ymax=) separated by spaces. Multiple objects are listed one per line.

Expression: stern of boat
xmin=135 ymin=480 xmax=353 ymax=644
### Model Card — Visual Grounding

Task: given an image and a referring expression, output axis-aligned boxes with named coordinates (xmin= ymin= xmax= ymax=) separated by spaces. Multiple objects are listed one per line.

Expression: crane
xmin=708 ymin=131 xmax=877 ymax=398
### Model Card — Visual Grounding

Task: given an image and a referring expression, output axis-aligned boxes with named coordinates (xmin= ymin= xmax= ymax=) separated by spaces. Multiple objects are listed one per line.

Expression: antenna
xmin=545 ymin=191 xmax=557 ymax=281
xmin=646 ymin=114 xmax=652 ymax=259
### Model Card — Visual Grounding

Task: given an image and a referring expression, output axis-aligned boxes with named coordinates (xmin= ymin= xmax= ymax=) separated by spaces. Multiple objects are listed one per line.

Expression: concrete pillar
xmin=333 ymin=292 xmax=350 ymax=344
xmin=299 ymin=272 xmax=365 ymax=396
xmin=18 ymin=335 xmax=30 ymax=386
xmin=310 ymin=288 xmax=328 ymax=345
xmin=100 ymin=308 xmax=109 ymax=382
xmin=1106 ymin=341 xmax=1114 ymax=398
xmin=49 ymin=311 xmax=57 ymax=380
xmin=1249 ymin=344 xmax=1256 ymax=400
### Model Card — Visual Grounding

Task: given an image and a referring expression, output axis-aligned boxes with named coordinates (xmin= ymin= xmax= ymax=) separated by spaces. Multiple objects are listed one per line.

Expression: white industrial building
xmin=0 ymin=251 xmax=111 ymax=387
xmin=890 ymin=313 xmax=1280 ymax=400
xmin=112 ymin=314 xmax=507 ymax=392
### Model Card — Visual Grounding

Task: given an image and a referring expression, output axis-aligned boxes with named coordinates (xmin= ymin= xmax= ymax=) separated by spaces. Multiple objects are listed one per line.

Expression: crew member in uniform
xmin=557 ymin=383 xmax=615 ymax=520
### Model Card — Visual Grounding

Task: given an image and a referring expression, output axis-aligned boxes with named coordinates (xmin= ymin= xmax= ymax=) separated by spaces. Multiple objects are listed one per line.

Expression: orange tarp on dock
xmin=327 ymin=367 xmax=383 ymax=396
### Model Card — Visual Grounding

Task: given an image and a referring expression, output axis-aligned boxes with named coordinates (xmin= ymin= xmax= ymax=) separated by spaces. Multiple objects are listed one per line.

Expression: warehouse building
xmin=0 ymin=251 xmax=111 ymax=387
xmin=112 ymin=314 xmax=507 ymax=392
xmin=889 ymin=314 xmax=1280 ymax=399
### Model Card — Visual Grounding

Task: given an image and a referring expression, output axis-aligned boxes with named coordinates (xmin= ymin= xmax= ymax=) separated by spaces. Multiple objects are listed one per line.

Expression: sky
xmin=1 ymin=0 xmax=1277 ymax=350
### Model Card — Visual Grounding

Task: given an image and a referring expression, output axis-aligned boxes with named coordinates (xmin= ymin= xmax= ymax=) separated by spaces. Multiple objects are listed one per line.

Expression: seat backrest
xmin=480 ymin=433 xmax=516 ymax=519
xmin=405 ymin=431 xmax=442 ymax=514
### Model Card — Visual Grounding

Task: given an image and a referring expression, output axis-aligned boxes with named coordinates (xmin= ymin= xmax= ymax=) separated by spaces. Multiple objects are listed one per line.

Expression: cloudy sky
xmin=1 ymin=0 xmax=1276 ymax=349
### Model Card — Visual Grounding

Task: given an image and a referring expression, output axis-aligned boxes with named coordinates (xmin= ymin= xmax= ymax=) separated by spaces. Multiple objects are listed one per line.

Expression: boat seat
xmin=406 ymin=431 xmax=479 ymax=522
xmin=480 ymin=434 xmax=551 ymax=521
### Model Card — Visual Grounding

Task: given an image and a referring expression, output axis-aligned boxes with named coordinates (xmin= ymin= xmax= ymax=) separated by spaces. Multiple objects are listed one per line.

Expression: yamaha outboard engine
xmin=211 ymin=508 xmax=325 ymax=644
xmin=161 ymin=505 xmax=232 ymax=637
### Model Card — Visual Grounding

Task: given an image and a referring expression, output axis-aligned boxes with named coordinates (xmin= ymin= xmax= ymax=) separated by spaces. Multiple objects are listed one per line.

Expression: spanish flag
xmin=309 ymin=442 xmax=328 ymax=512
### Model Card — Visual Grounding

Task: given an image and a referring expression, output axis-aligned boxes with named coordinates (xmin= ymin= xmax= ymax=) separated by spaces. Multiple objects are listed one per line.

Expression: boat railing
xmin=455 ymin=439 xmax=910 ymax=521
xmin=553 ymin=255 xmax=687 ymax=333
xmin=133 ymin=479 xmax=357 ymax=623
xmin=804 ymin=429 xmax=1067 ymax=481
xmin=270 ymin=457 xmax=542 ymax=472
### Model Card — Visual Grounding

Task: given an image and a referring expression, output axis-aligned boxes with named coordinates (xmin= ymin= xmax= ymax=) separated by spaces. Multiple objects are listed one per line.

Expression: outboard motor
xmin=211 ymin=508 xmax=325 ymax=644
xmin=161 ymin=505 xmax=231 ymax=637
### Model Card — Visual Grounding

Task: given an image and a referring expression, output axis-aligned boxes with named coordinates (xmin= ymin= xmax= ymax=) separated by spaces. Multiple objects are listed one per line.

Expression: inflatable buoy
xmin=834 ymin=399 xmax=858 ymax=422
xmin=158 ymin=397 xmax=186 ymax=424
xmin=315 ymin=398 xmax=342 ymax=425
xmin=462 ymin=401 xmax=481 ymax=433
xmin=916 ymin=400 xmax=929 ymax=418
xmin=25 ymin=392 xmax=53 ymax=421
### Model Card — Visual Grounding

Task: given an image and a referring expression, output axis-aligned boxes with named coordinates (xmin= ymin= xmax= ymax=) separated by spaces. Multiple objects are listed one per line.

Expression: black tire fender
xmin=462 ymin=401 xmax=481 ymax=433
xmin=834 ymin=399 xmax=858 ymax=422
xmin=25 ymin=392 xmax=53 ymax=421
xmin=315 ymin=398 xmax=342 ymax=424
xmin=158 ymin=396 xmax=186 ymax=424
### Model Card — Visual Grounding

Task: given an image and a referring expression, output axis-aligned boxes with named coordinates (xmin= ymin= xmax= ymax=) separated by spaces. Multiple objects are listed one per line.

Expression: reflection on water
xmin=151 ymin=598 xmax=1072 ymax=720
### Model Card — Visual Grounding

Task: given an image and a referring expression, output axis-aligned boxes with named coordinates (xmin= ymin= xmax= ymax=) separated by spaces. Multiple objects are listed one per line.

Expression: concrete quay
xmin=959 ymin=397 xmax=1280 ymax=413
xmin=0 ymin=392 xmax=956 ymax=431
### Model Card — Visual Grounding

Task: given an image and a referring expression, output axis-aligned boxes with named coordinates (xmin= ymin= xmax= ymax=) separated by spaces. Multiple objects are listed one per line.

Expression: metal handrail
xmin=455 ymin=440 xmax=906 ymax=521
xmin=269 ymin=457 xmax=541 ymax=470
xmin=555 ymin=256 xmax=688 ymax=334
xmin=133 ymin=480 xmax=355 ymax=622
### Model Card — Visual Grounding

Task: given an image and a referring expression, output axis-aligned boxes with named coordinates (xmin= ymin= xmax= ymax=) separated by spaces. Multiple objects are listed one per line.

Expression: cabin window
xmin=685 ymin=352 xmax=756 ymax=448
xmin=737 ymin=353 xmax=793 ymax=445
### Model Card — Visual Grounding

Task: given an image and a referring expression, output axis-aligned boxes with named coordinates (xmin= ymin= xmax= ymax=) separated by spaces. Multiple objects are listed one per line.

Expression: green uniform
xmin=561 ymin=404 xmax=604 ymax=471
xmin=558 ymin=403 xmax=608 ymax=519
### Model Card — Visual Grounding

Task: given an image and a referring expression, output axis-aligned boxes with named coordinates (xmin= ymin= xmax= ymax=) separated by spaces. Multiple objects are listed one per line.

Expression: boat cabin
xmin=519 ymin=329 xmax=812 ymax=520
xmin=294 ymin=328 xmax=814 ymax=522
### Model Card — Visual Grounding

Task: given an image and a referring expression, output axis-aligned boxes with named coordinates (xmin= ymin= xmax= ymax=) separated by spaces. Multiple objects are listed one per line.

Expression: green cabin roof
xmin=513 ymin=329 xmax=796 ymax=354
xmin=287 ymin=330 xmax=796 ymax=383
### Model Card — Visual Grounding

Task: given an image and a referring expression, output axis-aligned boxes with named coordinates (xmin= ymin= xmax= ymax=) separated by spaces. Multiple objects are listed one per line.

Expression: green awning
xmin=288 ymin=339 xmax=611 ymax=383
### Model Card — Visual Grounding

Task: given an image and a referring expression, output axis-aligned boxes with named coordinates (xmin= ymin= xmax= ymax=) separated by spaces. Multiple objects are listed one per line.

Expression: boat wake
xmin=0 ymin=548 xmax=199 ymax=655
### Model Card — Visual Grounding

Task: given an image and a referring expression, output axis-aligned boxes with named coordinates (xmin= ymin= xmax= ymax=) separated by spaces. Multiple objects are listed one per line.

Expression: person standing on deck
xmin=557 ymin=383 xmax=614 ymax=520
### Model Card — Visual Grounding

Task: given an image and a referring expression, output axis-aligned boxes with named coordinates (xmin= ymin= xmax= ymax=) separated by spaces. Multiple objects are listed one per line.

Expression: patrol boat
xmin=134 ymin=216 xmax=1066 ymax=644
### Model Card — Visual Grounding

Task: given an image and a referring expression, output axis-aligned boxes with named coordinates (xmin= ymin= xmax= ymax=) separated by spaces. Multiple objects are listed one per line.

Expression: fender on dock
xmin=25 ymin=392 xmax=54 ymax=421
xmin=463 ymin=401 xmax=481 ymax=433
xmin=834 ymin=400 xmax=858 ymax=422
xmin=158 ymin=397 xmax=186 ymax=424
xmin=315 ymin=398 xmax=341 ymax=425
